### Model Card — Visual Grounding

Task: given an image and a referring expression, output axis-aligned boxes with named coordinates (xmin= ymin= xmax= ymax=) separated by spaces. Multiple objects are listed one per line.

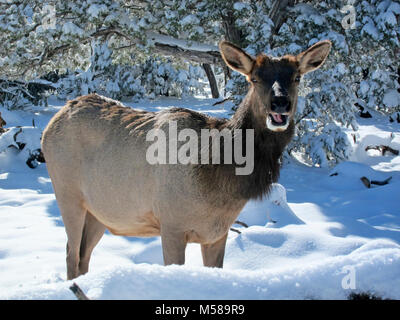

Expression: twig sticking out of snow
xmin=360 ymin=176 xmax=392 ymax=188
xmin=69 ymin=282 xmax=90 ymax=300
xmin=365 ymin=145 xmax=399 ymax=156
xmin=234 ymin=220 xmax=249 ymax=228
xmin=360 ymin=177 xmax=371 ymax=188
xmin=12 ymin=127 xmax=25 ymax=150
xmin=230 ymin=228 xmax=241 ymax=234
xmin=229 ymin=220 xmax=249 ymax=234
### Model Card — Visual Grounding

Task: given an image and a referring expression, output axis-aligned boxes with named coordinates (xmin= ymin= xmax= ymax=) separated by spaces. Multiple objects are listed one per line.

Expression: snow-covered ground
xmin=0 ymin=96 xmax=399 ymax=300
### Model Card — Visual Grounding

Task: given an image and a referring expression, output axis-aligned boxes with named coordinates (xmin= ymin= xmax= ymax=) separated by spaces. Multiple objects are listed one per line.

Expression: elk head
xmin=219 ymin=40 xmax=332 ymax=132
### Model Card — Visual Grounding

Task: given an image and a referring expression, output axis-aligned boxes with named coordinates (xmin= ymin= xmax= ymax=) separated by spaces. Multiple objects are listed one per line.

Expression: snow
xmin=380 ymin=11 xmax=397 ymax=27
xmin=180 ymin=15 xmax=200 ymax=26
xmin=62 ymin=22 xmax=85 ymax=37
xmin=294 ymin=3 xmax=326 ymax=25
xmin=361 ymin=19 xmax=380 ymax=40
xmin=234 ymin=2 xmax=251 ymax=11
xmin=383 ymin=89 xmax=400 ymax=108
xmin=237 ymin=184 xmax=305 ymax=228
xmin=360 ymin=81 xmax=370 ymax=96
xmin=388 ymin=1 xmax=400 ymax=14
xmin=0 ymin=96 xmax=400 ymax=300
xmin=335 ymin=63 xmax=347 ymax=75
xmin=87 ymin=4 xmax=108 ymax=18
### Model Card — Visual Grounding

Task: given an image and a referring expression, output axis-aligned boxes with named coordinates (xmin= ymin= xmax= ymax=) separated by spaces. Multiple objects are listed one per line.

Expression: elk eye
xmin=251 ymin=78 xmax=258 ymax=83
xmin=295 ymin=75 xmax=301 ymax=82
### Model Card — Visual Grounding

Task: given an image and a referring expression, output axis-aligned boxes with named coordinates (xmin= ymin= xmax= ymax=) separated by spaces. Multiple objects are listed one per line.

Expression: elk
xmin=41 ymin=40 xmax=331 ymax=280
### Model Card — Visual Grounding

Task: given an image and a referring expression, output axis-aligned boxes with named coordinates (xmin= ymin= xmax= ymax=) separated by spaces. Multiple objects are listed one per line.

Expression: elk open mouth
xmin=269 ymin=113 xmax=288 ymax=126
xmin=266 ymin=113 xmax=289 ymax=131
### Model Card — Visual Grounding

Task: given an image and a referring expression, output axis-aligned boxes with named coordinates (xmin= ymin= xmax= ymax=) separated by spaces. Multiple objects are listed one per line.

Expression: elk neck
xmin=199 ymin=87 xmax=296 ymax=202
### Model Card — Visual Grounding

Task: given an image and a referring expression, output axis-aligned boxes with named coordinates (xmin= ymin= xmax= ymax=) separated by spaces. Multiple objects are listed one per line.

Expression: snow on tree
xmin=270 ymin=1 xmax=360 ymax=166
xmin=56 ymin=40 xmax=205 ymax=101
xmin=224 ymin=0 xmax=398 ymax=166
xmin=354 ymin=0 xmax=400 ymax=115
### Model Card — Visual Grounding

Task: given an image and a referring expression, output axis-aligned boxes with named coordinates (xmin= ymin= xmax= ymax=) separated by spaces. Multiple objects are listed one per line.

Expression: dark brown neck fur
xmin=195 ymin=89 xmax=295 ymax=203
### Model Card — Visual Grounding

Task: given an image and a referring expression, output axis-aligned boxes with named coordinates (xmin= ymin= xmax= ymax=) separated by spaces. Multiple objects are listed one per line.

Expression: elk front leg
xmin=201 ymin=233 xmax=228 ymax=268
xmin=160 ymin=227 xmax=187 ymax=265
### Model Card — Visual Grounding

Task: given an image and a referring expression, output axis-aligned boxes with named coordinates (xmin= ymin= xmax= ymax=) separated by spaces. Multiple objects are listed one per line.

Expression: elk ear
xmin=219 ymin=41 xmax=254 ymax=76
xmin=297 ymin=40 xmax=331 ymax=75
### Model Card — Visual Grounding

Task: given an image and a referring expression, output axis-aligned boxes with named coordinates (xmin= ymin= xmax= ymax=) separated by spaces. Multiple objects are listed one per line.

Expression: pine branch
xmin=22 ymin=27 xmax=223 ymax=73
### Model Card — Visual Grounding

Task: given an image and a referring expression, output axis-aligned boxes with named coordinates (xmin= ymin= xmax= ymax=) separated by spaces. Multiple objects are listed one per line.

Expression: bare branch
xmin=234 ymin=220 xmax=249 ymax=228
xmin=361 ymin=176 xmax=393 ymax=188
xmin=230 ymin=227 xmax=241 ymax=234
xmin=365 ymin=145 xmax=399 ymax=156
xmin=69 ymin=282 xmax=90 ymax=300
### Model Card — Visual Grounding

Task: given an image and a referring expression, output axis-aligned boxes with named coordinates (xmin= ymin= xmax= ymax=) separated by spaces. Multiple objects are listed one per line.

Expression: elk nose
xmin=271 ymin=96 xmax=290 ymax=113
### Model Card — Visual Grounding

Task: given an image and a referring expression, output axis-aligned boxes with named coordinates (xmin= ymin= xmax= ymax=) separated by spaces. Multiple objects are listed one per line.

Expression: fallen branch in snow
xmin=354 ymin=103 xmax=371 ymax=116
xmin=360 ymin=176 xmax=392 ymax=188
xmin=371 ymin=176 xmax=393 ymax=186
xmin=360 ymin=177 xmax=371 ymax=188
xmin=12 ymin=127 xmax=26 ymax=150
xmin=381 ymin=146 xmax=399 ymax=156
xmin=69 ymin=282 xmax=90 ymax=300
xmin=26 ymin=149 xmax=45 ymax=169
xmin=1 ymin=126 xmax=45 ymax=169
xmin=365 ymin=145 xmax=399 ymax=156
xmin=354 ymin=103 xmax=372 ymax=118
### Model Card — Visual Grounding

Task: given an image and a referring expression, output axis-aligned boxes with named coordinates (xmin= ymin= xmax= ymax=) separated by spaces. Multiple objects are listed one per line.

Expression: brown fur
xmin=41 ymin=40 xmax=331 ymax=279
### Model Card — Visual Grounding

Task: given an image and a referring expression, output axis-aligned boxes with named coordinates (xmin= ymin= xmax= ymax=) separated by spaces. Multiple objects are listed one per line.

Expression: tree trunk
xmin=221 ymin=0 xmax=245 ymax=45
xmin=221 ymin=6 xmax=245 ymax=90
xmin=222 ymin=14 xmax=243 ymax=46
xmin=269 ymin=0 xmax=296 ymax=45
xmin=202 ymin=63 xmax=219 ymax=98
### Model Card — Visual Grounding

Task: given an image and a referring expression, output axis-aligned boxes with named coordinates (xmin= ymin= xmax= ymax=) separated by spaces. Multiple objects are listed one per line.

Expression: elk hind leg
xmin=57 ymin=195 xmax=87 ymax=280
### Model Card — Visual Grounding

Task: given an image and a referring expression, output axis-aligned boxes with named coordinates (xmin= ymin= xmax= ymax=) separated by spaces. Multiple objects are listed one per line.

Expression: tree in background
xmin=224 ymin=0 xmax=399 ymax=166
